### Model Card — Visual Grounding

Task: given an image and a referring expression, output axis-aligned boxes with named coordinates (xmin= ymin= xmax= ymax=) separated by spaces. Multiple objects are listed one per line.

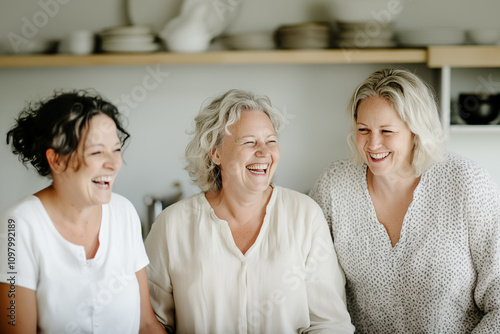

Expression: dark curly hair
xmin=6 ymin=89 xmax=130 ymax=177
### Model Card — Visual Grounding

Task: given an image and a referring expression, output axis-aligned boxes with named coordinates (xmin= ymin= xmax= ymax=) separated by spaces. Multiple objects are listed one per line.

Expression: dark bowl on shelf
xmin=458 ymin=93 xmax=500 ymax=125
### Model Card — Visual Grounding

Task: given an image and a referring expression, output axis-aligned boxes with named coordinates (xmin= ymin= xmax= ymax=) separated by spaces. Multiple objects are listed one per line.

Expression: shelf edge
xmin=449 ymin=124 xmax=500 ymax=134
xmin=428 ymin=45 xmax=500 ymax=68
xmin=0 ymin=49 xmax=427 ymax=68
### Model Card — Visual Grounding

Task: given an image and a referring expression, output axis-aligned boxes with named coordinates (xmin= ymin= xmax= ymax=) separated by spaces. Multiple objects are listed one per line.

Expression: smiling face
xmin=356 ymin=96 xmax=415 ymax=179
xmin=61 ymin=113 xmax=123 ymax=206
xmin=213 ymin=109 xmax=280 ymax=196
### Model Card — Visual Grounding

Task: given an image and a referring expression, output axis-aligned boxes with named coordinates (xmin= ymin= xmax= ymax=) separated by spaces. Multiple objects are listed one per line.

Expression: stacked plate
xmin=221 ymin=32 xmax=276 ymax=50
xmin=99 ymin=25 xmax=161 ymax=53
xmin=467 ymin=29 xmax=500 ymax=45
xmin=335 ymin=21 xmax=396 ymax=49
xmin=276 ymin=23 xmax=332 ymax=49
xmin=397 ymin=28 xmax=466 ymax=47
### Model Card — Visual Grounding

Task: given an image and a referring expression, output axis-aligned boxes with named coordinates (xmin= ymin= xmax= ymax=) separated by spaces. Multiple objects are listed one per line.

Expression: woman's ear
xmin=46 ymin=149 xmax=65 ymax=174
xmin=210 ymin=147 xmax=220 ymax=166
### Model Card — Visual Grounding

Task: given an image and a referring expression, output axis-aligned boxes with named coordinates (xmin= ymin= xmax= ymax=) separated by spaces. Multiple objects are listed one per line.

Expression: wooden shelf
xmin=2 ymin=46 xmax=499 ymax=69
xmin=449 ymin=124 xmax=500 ymax=134
xmin=428 ymin=45 xmax=500 ymax=68
xmin=0 ymin=49 xmax=427 ymax=68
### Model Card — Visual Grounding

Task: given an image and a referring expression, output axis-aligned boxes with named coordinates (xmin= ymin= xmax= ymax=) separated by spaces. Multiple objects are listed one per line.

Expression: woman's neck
xmin=206 ymin=185 xmax=273 ymax=225
xmin=35 ymin=184 xmax=100 ymax=227
xmin=35 ymin=184 xmax=102 ymax=259
xmin=367 ymin=169 xmax=420 ymax=197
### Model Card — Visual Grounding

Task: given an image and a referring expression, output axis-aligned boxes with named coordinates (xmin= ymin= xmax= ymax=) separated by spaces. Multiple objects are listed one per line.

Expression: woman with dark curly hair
xmin=0 ymin=90 xmax=164 ymax=333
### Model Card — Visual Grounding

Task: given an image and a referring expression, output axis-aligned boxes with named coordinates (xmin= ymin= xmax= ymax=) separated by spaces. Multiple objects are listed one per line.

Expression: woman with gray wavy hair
xmin=184 ymin=89 xmax=285 ymax=193
xmin=310 ymin=68 xmax=500 ymax=333
xmin=145 ymin=89 xmax=354 ymax=333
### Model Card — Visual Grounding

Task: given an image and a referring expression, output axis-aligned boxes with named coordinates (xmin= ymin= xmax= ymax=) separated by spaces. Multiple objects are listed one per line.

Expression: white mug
xmin=60 ymin=30 xmax=95 ymax=55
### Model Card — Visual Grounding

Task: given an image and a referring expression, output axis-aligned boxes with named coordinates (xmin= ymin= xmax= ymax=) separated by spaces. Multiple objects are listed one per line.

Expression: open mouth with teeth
xmin=370 ymin=152 xmax=390 ymax=161
xmin=91 ymin=176 xmax=113 ymax=189
xmin=246 ymin=163 xmax=269 ymax=175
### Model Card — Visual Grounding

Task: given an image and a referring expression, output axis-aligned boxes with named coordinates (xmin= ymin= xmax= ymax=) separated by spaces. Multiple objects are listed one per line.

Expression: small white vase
xmin=160 ymin=0 xmax=242 ymax=53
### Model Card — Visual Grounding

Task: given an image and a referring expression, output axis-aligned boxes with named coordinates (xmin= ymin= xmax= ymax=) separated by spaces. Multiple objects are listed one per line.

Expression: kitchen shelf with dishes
xmin=427 ymin=46 xmax=500 ymax=136
xmin=0 ymin=45 xmax=498 ymax=67
xmin=0 ymin=48 xmax=428 ymax=68
xmin=2 ymin=44 xmax=500 ymax=136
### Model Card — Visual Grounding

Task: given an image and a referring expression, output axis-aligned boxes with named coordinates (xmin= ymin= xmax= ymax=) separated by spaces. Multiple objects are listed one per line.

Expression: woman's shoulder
xmin=273 ymin=186 xmax=325 ymax=215
xmin=147 ymin=192 xmax=207 ymax=240
xmin=1 ymin=195 xmax=43 ymax=222
xmin=106 ymin=193 xmax=141 ymax=221
xmin=426 ymin=152 xmax=499 ymax=194
xmin=153 ymin=192 xmax=205 ymax=223
xmin=0 ymin=196 xmax=48 ymax=248
xmin=431 ymin=152 xmax=493 ymax=181
xmin=109 ymin=192 xmax=135 ymax=208
xmin=274 ymin=186 xmax=315 ymax=204
xmin=310 ymin=158 xmax=366 ymax=197
xmin=325 ymin=158 xmax=362 ymax=171
xmin=317 ymin=158 xmax=365 ymax=181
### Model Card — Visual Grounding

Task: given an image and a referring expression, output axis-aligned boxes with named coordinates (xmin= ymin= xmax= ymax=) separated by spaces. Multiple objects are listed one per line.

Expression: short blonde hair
xmin=185 ymin=89 xmax=284 ymax=193
xmin=347 ymin=68 xmax=445 ymax=176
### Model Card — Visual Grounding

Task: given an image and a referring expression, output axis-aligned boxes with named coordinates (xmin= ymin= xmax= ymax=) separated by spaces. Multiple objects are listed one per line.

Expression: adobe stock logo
xmin=7 ymin=0 xmax=72 ymax=53
xmin=212 ymin=0 xmax=242 ymax=20
xmin=112 ymin=65 xmax=170 ymax=119
xmin=340 ymin=0 xmax=412 ymax=62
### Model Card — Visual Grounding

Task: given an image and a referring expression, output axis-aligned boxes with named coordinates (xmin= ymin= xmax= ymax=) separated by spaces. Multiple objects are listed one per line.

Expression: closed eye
xmin=357 ymin=128 xmax=369 ymax=133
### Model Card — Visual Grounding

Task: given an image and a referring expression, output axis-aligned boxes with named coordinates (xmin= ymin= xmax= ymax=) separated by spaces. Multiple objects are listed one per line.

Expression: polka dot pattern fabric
xmin=309 ymin=152 xmax=500 ymax=333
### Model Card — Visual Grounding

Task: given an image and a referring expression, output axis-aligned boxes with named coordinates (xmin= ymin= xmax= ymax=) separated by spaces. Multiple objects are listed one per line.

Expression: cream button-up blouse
xmin=145 ymin=186 xmax=354 ymax=333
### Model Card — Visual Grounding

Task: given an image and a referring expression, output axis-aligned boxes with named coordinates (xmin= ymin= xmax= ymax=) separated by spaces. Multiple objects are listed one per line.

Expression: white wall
xmin=1 ymin=0 xmax=500 ymax=226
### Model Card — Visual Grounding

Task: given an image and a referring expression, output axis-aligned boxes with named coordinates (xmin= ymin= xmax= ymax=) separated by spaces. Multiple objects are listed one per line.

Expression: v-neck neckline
xmin=361 ymin=164 xmax=425 ymax=250
xmin=201 ymin=186 xmax=277 ymax=259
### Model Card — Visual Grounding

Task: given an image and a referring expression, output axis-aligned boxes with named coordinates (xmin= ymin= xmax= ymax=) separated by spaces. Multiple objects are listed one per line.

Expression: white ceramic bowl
xmin=467 ymin=29 xmax=500 ymax=45
xmin=14 ymin=40 xmax=56 ymax=54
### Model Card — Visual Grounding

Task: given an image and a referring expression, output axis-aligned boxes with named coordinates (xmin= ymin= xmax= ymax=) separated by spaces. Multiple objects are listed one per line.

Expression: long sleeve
xmin=304 ymin=208 xmax=354 ymax=334
xmin=467 ymin=164 xmax=500 ymax=332
xmin=145 ymin=216 xmax=175 ymax=333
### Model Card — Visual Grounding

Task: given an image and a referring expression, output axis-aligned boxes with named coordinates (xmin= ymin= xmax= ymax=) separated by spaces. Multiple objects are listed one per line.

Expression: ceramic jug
xmin=160 ymin=0 xmax=241 ymax=53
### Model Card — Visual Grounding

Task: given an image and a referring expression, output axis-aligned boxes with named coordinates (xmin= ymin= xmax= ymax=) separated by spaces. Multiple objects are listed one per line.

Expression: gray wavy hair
xmin=185 ymin=89 xmax=284 ymax=193
xmin=347 ymin=68 xmax=446 ymax=176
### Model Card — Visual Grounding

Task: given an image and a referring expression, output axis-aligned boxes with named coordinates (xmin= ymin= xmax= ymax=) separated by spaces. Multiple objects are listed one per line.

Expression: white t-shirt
xmin=145 ymin=186 xmax=354 ymax=334
xmin=309 ymin=153 xmax=500 ymax=333
xmin=0 ymin=193 xmax=149 ymax=334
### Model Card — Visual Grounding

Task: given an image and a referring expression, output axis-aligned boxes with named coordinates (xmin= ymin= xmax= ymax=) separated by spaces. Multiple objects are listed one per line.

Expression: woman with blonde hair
xmin=310 ymin=68 xmax=500 ymax=333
